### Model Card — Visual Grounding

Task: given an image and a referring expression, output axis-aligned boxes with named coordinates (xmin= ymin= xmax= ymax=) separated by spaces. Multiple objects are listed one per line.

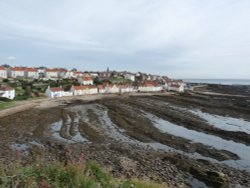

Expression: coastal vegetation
xmin=0 ymin=159 xmax=165 ymax=188
xmin=0 ymin=79 xmax=82 ymax=110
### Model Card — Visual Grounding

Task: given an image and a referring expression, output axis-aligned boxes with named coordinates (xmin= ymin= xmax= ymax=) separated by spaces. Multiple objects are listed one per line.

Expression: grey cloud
xmin=0 ymin=0 xmax=249 ymax=78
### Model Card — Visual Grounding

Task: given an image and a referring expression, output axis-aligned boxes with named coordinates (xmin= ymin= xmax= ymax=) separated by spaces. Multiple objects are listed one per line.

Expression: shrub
xmin=0 ymin=148 xmax=166 ymax=188
xmin=0 ymin=97 xmax=12 ymax=102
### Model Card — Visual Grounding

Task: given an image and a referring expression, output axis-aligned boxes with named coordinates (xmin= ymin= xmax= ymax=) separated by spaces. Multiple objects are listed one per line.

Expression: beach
xmin=0 ymin=86 xmax=250 ymax=187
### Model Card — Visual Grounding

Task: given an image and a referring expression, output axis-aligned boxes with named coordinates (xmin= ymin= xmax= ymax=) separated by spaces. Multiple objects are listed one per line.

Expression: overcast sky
xmin=0 ymin=0 xmax=250 ymax=79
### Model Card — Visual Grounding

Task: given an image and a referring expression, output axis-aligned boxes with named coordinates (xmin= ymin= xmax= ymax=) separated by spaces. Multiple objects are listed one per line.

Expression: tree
xmin=93 ymin=77 xmax=102 ymax=85
xmin=1 ymin=64 xmax=11 ymax=68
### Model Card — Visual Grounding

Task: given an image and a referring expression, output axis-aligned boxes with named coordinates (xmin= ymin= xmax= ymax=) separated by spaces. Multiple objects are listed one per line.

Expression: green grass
xmin=0 ymin=161 xmax=167 ymax=188
xmin=0 ymin=101 xmax=14 ymax=110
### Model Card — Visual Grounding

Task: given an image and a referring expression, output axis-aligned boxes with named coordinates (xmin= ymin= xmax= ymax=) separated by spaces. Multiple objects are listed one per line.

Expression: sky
xmin=0 ymin=0 xmax=250 ymax=79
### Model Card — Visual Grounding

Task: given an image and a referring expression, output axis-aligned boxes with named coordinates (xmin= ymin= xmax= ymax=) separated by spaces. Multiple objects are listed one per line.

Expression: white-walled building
xmin=45 ymin=86 xmax=64 ymax=98
xmin=89 ymin=72 xmax=98 ymax=77
xmin=0 ymin=66 xmax=7 ymax=79
xmin=97 ymin=84 xmax=135 ymax=94
xmin=78 ymin=76 xmax=94 ymax=85
xmin=0 ymin=86 xmax=15 ymax=99
xmin=58 ymin=69 xmax=68 ymax=78
xmin=138 ymin=81 xmax=163 ymax=92
xmin=63 ymin=71 xmax=74 ymax=79
xmin=124 ymin=73 xmax=136 ymax=82
xmin=62 ymin=91 xmax=73 ymax=97
xmin=97 ymin=85 xmax=106 ymax=93
xmin=72 ymin=72 xmax=83 ymax=78
xmin=168 ymin=82 xmax=185 ymax=93
xmin=8 ymin=67 xmax=26 ymax=78
xmin=45 ymin=69 xmax=59 ymax=79
xmin=106 ymin=84 xmax=120 ymax=93
xmin=70 ymin=85 xmax=98 ymax=95
xmin=120 ymin=85 xmax=136 ymax=93
xmin=37 ymin=68 xmax=46 ymax=78
xmin=25 ymin=68 xmax=39 ymax=78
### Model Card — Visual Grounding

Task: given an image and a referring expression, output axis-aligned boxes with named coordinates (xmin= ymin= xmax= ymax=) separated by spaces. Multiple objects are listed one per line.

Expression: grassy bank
xmin=0 ymin=161 xmax=166 ymax=188
xmin=0 ymin=101 xmax=15 ymax=110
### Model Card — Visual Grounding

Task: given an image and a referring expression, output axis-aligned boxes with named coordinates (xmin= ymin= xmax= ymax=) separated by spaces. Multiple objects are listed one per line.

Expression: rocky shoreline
xmin=0 ymin=86 xmax=250 ymax=187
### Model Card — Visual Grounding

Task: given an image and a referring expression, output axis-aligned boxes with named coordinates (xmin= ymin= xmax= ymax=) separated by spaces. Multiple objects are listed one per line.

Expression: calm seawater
xmin=183 ymin=79 xmax=250 ymax=86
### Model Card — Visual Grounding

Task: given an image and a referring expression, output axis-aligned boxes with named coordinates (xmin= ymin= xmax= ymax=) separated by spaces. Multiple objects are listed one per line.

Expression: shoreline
xmin=1 ymin=85 xmax=250 ymax=187
xmin=0 ymin=92 xmax=171 ymax=118
xmin=184 ymin=79 xmax=250 ymax=86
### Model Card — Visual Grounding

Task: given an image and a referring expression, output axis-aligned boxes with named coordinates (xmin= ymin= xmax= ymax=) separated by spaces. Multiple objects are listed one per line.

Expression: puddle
xmin=187 ymin=176 xmax=209 ymax=188
xmin=51 ymin=103 xmax=250 ymax=171
xmin=146 ymin=113 xmax=250 ymax=172
xmin=159 ymin=100 xmax=250 ymax=135
xmin=72 ymin=104 xmax=136 ymax=143
xmin=190 ymin=110 xmax=250 ymax=134
xmin=10 ymin=143 xmax=29 ymax=156
xmin=51 ymin=120 xmax=88 ymax=143
xmin=64 ymin=104 xmax=192 ymax=153
xmin=91 ymin=105 xmax=136 ymax=143
xmin=29 ymin=141 xmax=44 ymax=148
xmin=51 ymin=121 xmax=73 ymax=143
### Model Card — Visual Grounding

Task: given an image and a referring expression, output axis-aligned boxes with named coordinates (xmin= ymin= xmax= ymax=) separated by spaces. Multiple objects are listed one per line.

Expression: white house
xmin=58 ymin=69 xmax=68 ymax=78
xmin=25 ymin=68 xmax=39 ymax=79
xmin=168 ymin=82 xmax=185 ymax=93
xmin=45 ymin=86 xmax=64 ymax=98
xmin=45 ymin=69 xmax=59 ymax=79
xmin=72 ymin=71 xmax=83 ymax=78
xmin=89 ymin=72 xmax=98 ymax=77
xmin=138 ymin=81 xmax=163 ymax=92
xmin=70 ymin=85 xmax=98 ymax=95
xmin=9 ymin=67 xmax=26 ymax=78
xmin=78 ymin=76 xmax=94 ymax=85
xmin=0 ymin=86 xmax=15 ymax=99
xmin=97 ymin=85 xmax=106 ymax=94
xmin=37 ymin=68 xmax=46 ymax=78
xmin=106 ymin=84 xmax=120 ymax=93
xmin=120 ymin=85 xmax=136 ymax=93
xmin=0 ymin=66 xmax=7 ymax=79
xmin=124 ymin=73 xmax=135 ymax=82
xmin=63 ymin=71 xmax=74 ymax=79
xmin=62 ymin=91 xmax=73 ymax=97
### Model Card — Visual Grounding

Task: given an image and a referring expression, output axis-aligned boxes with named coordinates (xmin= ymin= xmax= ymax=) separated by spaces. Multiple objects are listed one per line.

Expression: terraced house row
xmin=45 ymin=80 xmax=185 ymax=98
xmin=0 ymin=65 xmax=186 ymax=99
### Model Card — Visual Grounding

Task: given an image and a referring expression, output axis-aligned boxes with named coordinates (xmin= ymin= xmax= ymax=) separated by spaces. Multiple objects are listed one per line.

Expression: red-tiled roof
xmin=108 ymin=84 xmax=119 ymax=88
xmin=72 ymin=86 xmax=88 ymax=90
xmin=0 ymin=86 xmax=14 ymax=91
xmin=88 ymin=85 xmax=97 ymax=89
xmin=11 ymin=67 xmax=26 ymax=71
xmin=97 ymin=85 xmax=105 ymax=89
xmin=50 ymin=87 xmax=63 ymax=92
xmin=72 ymin=85 xmax=97 ymax=90
xmin=46 ymin=68 xmax=67 ymax=72
xmin=0 ymin=66 xmax=6 ymax=70
xmin=74 ymin=72 xmax=82 ymax=75
xmin=83 ymin=76 xmax=93 ymax=81
xmin=46 ymin=69 xmax=58 ymax=72
xmin=140 ymin=81 xmax=159 ymax=87
xmin=26 ymin=68 xmax=38 ymax=72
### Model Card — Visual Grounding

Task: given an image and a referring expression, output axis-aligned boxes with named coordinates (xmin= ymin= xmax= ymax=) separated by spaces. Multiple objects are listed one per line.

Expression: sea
xmin=183 ymin=79 xmax=250 ymax=86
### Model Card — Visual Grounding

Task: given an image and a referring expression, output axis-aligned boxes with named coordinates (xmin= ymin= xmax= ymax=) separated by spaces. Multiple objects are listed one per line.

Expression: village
xmin=0 ymin=65 xmax=186 ymax=100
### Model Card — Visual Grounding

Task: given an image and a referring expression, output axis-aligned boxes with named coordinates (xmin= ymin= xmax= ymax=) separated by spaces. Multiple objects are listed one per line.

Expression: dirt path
xmin=0 ymin=93 xmax=170 ymax=118
xmin=0 ymin=99 xmax=44 ymax=118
